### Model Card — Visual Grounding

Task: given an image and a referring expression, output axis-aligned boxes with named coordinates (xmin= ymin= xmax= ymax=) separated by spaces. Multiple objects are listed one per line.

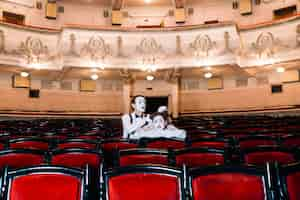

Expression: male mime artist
xmin=122 ymin=95 xmax=151 ymax=139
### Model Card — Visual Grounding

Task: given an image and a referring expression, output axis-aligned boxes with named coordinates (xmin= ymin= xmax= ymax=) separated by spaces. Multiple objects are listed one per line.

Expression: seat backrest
xmin=189 ymin=138 xmax=229 ymax=149
xmin=101 ymin=139 xmax=139 ymax=152
xmin=0 ymin=149 xmax=45 ymax=169
xmin=281 ymin=135 xmax=300 ymax=148
xmin=9 ymin=138 xmax=49 ymax=150
xmin=174 ymin=147 xmax=226 ymax=167
xmin=238 ymin=136 xmax=278 ymax=150
xmin=117 ymin=148 xmax=169 ymax=167
xmin=56 ymin=139 xmax=98 ymax=150
xmin=3 ymin=165 xmax=89 ymax=200
xmin=145 ymin=138 xmax=185 ymax=150
xmin=189 ymin=165 xmax=271 ymax=200
xmin=102 ymin=165 xmax=185 ymax=200
xmin=50 ymin=148 xmax=102 ymax=170
xmin=278 ymin=162 xmax=300 ymax=200
xmin=242 ymin=146 xmax=296 ymax=165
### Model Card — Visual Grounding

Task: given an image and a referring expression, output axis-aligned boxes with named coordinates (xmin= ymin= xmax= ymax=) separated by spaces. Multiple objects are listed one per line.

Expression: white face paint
xmin=153 ymin=115 xmax=166 ymax=130
xmin=132 ymin=96 xmax=146 ymax=113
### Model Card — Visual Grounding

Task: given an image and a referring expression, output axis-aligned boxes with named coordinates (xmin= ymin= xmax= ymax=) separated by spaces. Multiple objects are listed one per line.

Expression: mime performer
xmin=122 ymin=95 xmax=152 ymax=139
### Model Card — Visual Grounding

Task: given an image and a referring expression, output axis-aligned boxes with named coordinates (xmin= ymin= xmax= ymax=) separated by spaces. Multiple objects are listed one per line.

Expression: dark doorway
xmin=146 ymin=96 xmax=168 ymax=114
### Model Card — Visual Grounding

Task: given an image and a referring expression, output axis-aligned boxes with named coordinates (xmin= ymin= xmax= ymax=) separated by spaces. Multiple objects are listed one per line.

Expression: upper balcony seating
xmin=1 ymin=165 xmax=89 ymax=200
xmin=101 ymin=165 xmax=185 ymax=200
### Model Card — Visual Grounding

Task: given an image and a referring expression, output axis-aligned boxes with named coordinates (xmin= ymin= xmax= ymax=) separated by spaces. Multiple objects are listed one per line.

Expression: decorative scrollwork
xmin=252 ymin=32 xmax=275 ymax=59
xmin=136 ymin=37 xmax=164 ymax=71
xmin=136 ymin=37 xmax=162 ymax=55
xmin=80 ymin=35 xmax=111 ymax=61
xmin=189 ymin=34 xmax=216 ymax=57
xmin=18 ymin=36 xmax=49 ymax=64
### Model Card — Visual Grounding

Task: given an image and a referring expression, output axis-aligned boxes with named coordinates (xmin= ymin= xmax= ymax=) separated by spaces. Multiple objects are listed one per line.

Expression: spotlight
xmin=276 ymin=67 xmax=285 ymax=73
xmin=20 ymin=71 xmax=29 ymax=77
xmin=146 ymin=75 xmax=155 ymax=81
xmin=204 ymin=72 xmax=213 ymax=79
xmin=90 ymin=74 xmax=99 ymax=80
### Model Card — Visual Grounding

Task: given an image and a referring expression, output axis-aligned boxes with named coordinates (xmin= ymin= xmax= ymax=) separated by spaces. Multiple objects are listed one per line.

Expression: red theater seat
xmin=101 ymin=139 xmax=139 ymax=152
xmin=189 ymin=165 xmax=272 ymax=200
xmin=116 ymin=148 xmax=169 ymax=166
xmin=189 ymin=138 xmax=229 ymax=149
xmin=145 ymin=138 xmax=185 ymax=150
xmin=9 ymin=138 xmax=49 ymax=150
xmin=281 ymin=135 xmax=300 ymax=148
xmin=2 ymin=165 xmax=89 ymax=200
xmin=102 ymin=165 xmax=184 ymax=200
xmin=238 ymin=136 xmax=278 ymax=150
xmin=173 ymin=147 xmax=226 ymax=167
xmin=50 ymin=148 xmax=102 ymax=170
xmin=0 ymin=149 xmax=45 ymax=169
xmin=278 ymin=162 xmax=300 ymax=200
xmin=242 ymin=146 xmax=296 ymax=165
xmin=56 ymin=139 xmax=99 ymax=150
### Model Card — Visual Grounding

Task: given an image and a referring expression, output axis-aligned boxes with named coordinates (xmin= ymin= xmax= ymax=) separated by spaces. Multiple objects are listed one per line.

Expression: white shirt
xmin=122 ymin=112 xmax=152 ymax=139
xmin=129 ymin=126 xmax=186 ymax=140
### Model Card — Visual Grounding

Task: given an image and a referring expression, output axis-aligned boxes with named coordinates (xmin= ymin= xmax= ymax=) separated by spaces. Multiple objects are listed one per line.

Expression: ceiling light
xmin=91 ymin=68 xmax=98 ymax=73
xmin=276 ymin=67 xmax=285 ymax=73
xmin=145 ymin=0 xmax=151 ymax=4
xmin=20 ymin=71 xmax=29 ymax=77
xmin=204 ymin=72 xmax=213 ymax=79
xmin=90 ymin=74 xmax=99 ymax=80
xmin=146 ymin=75 xmax=155 ymax=81
xmin=205 ymin=66 xmax=212 ymax=71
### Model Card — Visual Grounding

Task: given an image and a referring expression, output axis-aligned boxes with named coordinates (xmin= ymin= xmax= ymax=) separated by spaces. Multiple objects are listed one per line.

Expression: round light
xmin=205 ymin=66 xmax=212 ymax=71
xmin=204 ymin=72 xmax=213 ymax=79
xmin=276 ymin=67 xmax=285 ymax=73
xmin=20 ymin=71 xmax=29 ymax=77
xmin=90 ymin=74 xmax=99 ymax=80
xmin=145 ymin=0 xmax=151 ymax=3
xmin=91 ymin=68 xmax=98 ymax=73
xmin=146 ymin=75 xmax=155 ymax=81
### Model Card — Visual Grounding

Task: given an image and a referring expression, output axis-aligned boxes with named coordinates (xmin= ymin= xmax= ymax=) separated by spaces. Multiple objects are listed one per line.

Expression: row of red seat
xmin=0 ymin=145 xmax=297 ymax=172
xmin=0 ymin=135 xmax=300 ymax=151
xmin=1 ymin=162 xmax=298 ymax=200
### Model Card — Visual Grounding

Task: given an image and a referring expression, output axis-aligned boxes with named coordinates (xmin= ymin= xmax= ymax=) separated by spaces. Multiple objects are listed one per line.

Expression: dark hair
xmin=131 ymin=95 xmax=146 ymax=104
xmin=151 ymin=112 xmax=168 ymax=122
